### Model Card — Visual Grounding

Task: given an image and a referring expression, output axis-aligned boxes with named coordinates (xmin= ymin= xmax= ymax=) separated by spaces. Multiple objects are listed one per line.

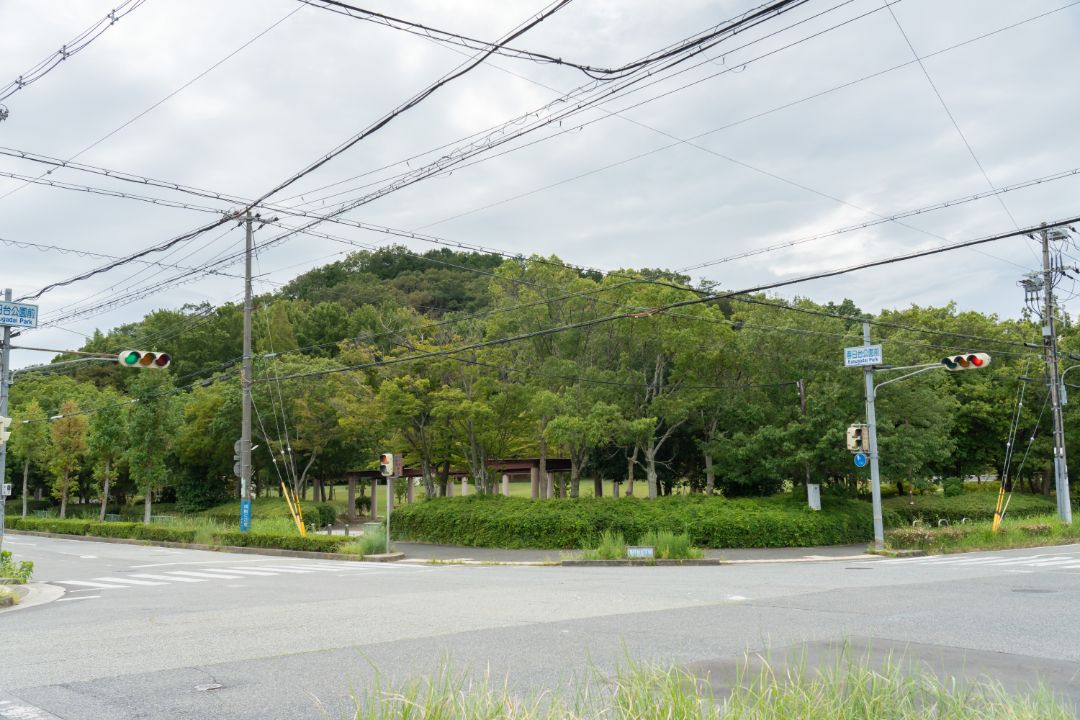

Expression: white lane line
xmin=167 ymin=570 xmax=243 ymax=580
xmin=79 ymin=555 xmax=98 ymax=559
xmin=57 ymin=596 xmax=101 ymax=602
xmin=54 ymin=580 xmax=128 ymax=589
xmin=93 ymin=576 xmax=168 ymax=586
xmin=0 ymin=695 xmax=63 ymax=719
xmin=129 ymin=573 xmax=205 ymax=583
xmin=239 ymin=566 xmax=311 ymax=574
xmin=194 ymin=568 xmax=280 ymax=577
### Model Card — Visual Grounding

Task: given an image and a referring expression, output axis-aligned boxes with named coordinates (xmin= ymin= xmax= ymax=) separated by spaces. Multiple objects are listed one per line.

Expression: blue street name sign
xmin=853 ymin=452 xmax=868 ymax=468
xmin=0 ymin=301 xmax=38 ymax=328
xmin=239 ymin=499 xmax=252 ymax=532
xmin=844 ymin=344 xmax=882 ymax=367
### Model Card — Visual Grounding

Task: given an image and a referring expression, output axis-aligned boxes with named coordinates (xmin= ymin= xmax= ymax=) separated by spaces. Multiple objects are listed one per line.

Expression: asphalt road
xmin=3 ymin=534 xmax=1080 ymax=719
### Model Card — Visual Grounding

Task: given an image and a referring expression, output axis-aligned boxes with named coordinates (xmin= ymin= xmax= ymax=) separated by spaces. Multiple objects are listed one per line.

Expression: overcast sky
xmin=1 ymin=0 xmax=1079 ymax=368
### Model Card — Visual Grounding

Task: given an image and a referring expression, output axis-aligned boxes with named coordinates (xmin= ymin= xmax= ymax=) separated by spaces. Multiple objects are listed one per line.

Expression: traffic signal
xmin=846 ymin=424 xmax=868 ymax=453
xmin=118 ymin=349 xmax=171 ymax=369
xmin=379 ymin=452 xmax=394 ymax=477
xmin=0 ymin=415 xmax=11 ymax=443
xmin=941 ymin=353 xmax=991 ymax=371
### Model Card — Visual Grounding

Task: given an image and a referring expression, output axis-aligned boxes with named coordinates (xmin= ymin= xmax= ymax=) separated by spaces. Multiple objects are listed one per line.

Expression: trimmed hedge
xmin=7 ymin=517 xmax=353 ymax=553
xmin=883 ymin=492 xmax=1058 ymax=525
xmin=6 ymin=517 xmax=197 ymax=543
xmin=391 ymin=495 xmax=889 ymax=549
xmin=213 ymin=531 xmax=352 ymax=553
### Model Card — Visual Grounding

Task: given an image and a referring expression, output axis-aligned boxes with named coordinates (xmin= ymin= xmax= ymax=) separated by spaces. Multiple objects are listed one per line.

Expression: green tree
xmin=9 ymin=399 xmax=49 ymax=516
xmin=127 ymin=374 xmax=179 ymax=523
xmin=49 ymin=400 xmax=88 ymax=518
xmin=88 ymin=389 xmax=129 ymax=521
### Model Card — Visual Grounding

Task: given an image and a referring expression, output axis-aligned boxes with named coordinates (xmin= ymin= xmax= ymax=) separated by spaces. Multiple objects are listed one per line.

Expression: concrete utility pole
xmin=1040 ymin=224 xmax=1072 ymax=524
xmin=0 ymin=289 xmax=11 ymax=552
xmin=240 ymin=213 xmax=254 ymax=529
xmin=862 ymin=323 xmax=885 ymax=549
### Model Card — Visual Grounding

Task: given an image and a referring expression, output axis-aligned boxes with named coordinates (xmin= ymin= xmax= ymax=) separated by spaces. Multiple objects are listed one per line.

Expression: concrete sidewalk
xmin=394 ymin=542 xmax=873 ymax=564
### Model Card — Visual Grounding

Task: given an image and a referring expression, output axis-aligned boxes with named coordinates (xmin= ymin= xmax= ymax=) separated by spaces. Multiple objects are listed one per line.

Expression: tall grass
xmin=341 ymin=525 xmax=392 ymax=557
xmin=580 ymin=530 xmax=703 ymax=560
xmin=886 ymin=513 xmax=1080 ymax=554
xmin=349 ymin=655 xmax=1077 ymax=719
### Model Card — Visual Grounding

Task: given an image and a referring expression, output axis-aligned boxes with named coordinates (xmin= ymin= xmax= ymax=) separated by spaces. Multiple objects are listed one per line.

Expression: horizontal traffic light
xmin=118 ymin=349 xmax=171 ymax=369
xmin=941 ymin=353 xmax=991 ymax=371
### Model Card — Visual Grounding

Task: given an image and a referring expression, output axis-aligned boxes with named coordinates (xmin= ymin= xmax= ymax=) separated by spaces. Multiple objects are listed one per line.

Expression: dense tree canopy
xmin=4 ymin=246 xmax=1067 ymax=514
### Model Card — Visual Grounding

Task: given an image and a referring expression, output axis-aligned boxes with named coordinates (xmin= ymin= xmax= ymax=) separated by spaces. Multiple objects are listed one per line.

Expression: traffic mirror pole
xmin=862 ymin=322 xmax=885 ymax=550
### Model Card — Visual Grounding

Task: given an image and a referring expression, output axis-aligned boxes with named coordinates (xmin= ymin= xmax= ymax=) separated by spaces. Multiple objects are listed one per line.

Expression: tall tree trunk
xmin=59 ymin=473 xmax=69 ymax=519
xmin=538 ymin=425 xmax=549 ymax=499
xmin=21 ymin=459 xmax=29 ymax=517
xmin=143 ymin=490 xmax=152 ymax=524
xmin=645 ymin=440 xmax=659 ymax=500
xmin=99 ymin=458 xmax=112 ymax=522
xmin=420 ymin=457 xmax=435 ymax=500
xmin=704 ymin=453 xmax=715 ymax=495
xmin=594 ymin=477 xmax=603 ymax=498
xmin=569 ymin=459 xmax=580 ymax=498
xmin=437 ymin=460 xmax=450 ymax=497
xmin=626 ymin=446 xmax=637 ymax=497
xmin=557 ymin=472 xmax=566 ymax=498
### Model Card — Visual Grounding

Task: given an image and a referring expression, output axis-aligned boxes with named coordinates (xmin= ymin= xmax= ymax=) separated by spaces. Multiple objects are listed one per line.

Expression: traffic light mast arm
xmin=873 ymin=364 xmax=945 ymax=398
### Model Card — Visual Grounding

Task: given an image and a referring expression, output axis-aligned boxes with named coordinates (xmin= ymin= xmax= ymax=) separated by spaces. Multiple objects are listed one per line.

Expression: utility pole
xmin=0 ymin=289 xmax=11 ymax=552
xmin=862 ymin=323 xmax=885 ymax=549
xmin=240 ymin=212 xmax=254 ymax=530
xmin=1039 ymin=224 xmax=1072 ymax=524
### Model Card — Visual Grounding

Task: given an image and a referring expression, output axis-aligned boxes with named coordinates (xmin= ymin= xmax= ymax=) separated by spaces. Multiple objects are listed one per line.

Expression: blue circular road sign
xmin=853 ymin=452 xmax=868 ymax=468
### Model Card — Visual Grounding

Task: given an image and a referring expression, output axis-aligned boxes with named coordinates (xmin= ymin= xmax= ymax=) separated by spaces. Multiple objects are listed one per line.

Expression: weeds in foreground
xmin=341 ymin=526 xmax=392 ymax=557
xmin=349 ymin=653 xmax=1077 ymax=719
xmin=580 ymin=529 xmax=703 ymax=560
xmin=0 ymin=550 xmax=33 ymax=583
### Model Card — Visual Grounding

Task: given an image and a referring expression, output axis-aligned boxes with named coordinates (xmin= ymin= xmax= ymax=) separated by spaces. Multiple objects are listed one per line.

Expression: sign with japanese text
xmin=0 ymin=301 xmax=38 ymax=328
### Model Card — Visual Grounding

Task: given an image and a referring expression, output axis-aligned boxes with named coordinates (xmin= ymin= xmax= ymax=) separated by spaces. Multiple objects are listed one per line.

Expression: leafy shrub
xmin=392 ymin=495 xmax=887 ymax=549
xmin=1 ymin=550 xmax=34 ymax=583
xmin=343 ymin=525 xmax=392 ymax=556
xmin=635 ymin=530 xmax=702 ymax=560
xmin=355 ymin=496 xmax=371 ymax=514
xmin=1019 ymin=523 xmax=1052 ymax=536
xmin=941 ymin=478 xmax=964 ymax=497
xmin=6 ymin=517 xmax=197 ymax=543
xmin=309 ymin=503 xmax=337 ymax=528
xmin=885 ymin=526 xmax=976 ymax=550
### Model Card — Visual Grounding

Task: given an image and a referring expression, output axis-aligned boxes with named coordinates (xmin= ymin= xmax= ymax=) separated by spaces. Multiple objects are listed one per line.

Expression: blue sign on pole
xmin=239 ymin=499 xmax=252 ymax=532
xmin=853 ymin=452 xmax=868 ymax=468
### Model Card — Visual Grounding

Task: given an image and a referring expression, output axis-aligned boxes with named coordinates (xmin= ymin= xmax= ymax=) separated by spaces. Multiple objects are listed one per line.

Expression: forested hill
xmin=6 ymin=245 xmax=1069 ymax=514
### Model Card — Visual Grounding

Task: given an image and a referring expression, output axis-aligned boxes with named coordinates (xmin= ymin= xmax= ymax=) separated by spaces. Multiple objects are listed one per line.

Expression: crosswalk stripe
xmin=195 ymin=568 xmax=279 ymax=577
xmin=235 ymin=566 xmax=311 ymax=573
xmin=129 ymin=573 xmax=205 ymax=583
xmin=93 ymin=576 xmax=168 ymax=586
xmin=167 ymin=570 xmax=243 ymax=580
xmin=55 ymin=580 xmax=128 ymax=589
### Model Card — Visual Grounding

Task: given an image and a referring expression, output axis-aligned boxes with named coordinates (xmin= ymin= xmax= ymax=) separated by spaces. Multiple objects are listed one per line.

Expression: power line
xmin=260 ymin=216 xmax=1080 ymax=385
xmin=0 ymin=0 xmax=149 ymax=103
xmin=0 ymin=4 xmax=303 ymax=204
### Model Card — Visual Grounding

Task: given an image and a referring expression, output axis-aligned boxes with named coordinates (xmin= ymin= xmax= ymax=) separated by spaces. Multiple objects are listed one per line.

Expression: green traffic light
xmin=123 ymin=351 xmax=140 ymax=365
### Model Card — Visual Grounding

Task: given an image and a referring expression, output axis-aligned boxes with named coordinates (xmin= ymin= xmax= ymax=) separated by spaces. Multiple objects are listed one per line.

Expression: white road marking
xmin=53 ymin=580 xmax=129 ymax=589
xmin=129 ymin=573 xmax=206 ymax=583
xmin=233 ymin=565 xmax=311 ymax=573
xmin=728 ymin=595 xmax=748 ymax=601
xmin=130 ymin=559 xmax=273 ymax=569
xmin=57 ymin=596 xmax=101 ymax=602
xmin=195 ymin=568 xmax=279 ymax=577
xmin=79 ymin=555 xmax=97 ymax=559
xmin=93 ymin=576 xmax=168 ymax=586
xmin=167 ymin=570 xmax=244 ymax=580
xmin=0 ymin=695 xmax=63 ymax=719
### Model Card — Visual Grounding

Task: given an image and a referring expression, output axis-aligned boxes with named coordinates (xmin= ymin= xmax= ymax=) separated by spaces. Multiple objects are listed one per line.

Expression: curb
xmin=7 ymin=530 xmax=403 ymax=563
xmin=867 ymin=548 xmax=928 ymax=558
xmin=561 ymin=558 xmax=730 ymax=567
xmin=0 ymin=582 xmax=64 ymax=613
